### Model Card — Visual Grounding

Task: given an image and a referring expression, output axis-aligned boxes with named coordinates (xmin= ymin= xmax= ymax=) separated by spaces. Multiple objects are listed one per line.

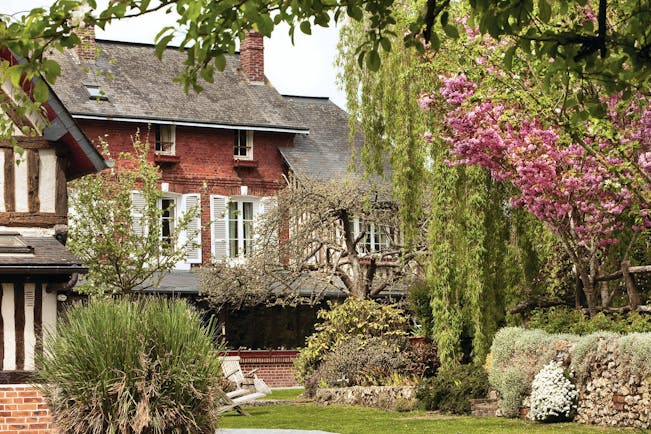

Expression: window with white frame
xmin=233 ymin=130 xmax=253 ymax=160
xmin=159 ymin=197 xmax=176 ymax=248
xmin=210 ymin=195 xmax=275 ymax=261
xmin=130 ymin=191 xmax=202 ymax=266
xmin=354 ymin=220 xmax=391 ymax=254
xmin=155 ymin=125 xmax=175 ymax=155
xmin=228 ymin=200 xmax=254 ymax=257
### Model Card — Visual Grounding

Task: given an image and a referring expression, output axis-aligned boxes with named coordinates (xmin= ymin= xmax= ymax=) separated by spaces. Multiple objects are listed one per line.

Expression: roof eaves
xmin=71 ymin=112 xmax=310 ymax=134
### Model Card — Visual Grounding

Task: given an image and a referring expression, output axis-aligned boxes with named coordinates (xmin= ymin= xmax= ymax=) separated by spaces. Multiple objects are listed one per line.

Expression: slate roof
xmin=48 ymin=40 xmax=307 ymax=132
xmin=279 ymin=96 xmax=364 ymax=179
xmin=0 ymin=236 xmax=86 ymax=273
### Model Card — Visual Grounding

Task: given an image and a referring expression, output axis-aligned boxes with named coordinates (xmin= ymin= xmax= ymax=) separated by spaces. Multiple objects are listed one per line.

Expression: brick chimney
xmin=240 ymin=31 xmax=264 ymax=83
xmin=74 ymin=26 xmax=97 ymax=63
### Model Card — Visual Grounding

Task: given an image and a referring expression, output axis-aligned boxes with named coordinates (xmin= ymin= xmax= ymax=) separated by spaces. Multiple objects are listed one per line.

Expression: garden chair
xmin=219 ymin=356 xmax=271 ymax=415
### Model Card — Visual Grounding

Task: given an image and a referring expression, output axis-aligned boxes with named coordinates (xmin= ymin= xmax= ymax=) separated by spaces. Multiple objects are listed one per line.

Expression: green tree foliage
xmin=294 ymin=299 xmax=407 ymax=383
xmin=36 ymin=297 xmax=226 ymax=434
xmin=68 ymin=137 xmax=199 ymax=295
xmin=338 ymin=4 xmax=547 ymax=366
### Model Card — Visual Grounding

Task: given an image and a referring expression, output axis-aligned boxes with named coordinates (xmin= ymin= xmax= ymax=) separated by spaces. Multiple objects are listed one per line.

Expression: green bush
xmin=312 ymin=335 xmax=410 ymax=388
xmin=406 ymin=280 xmax=434 ymax=338
xmin=526 ymin=307 xmax=651 ymax=335
xmin=295 ymin=299 xmax=407 ymax=383
xmin=416 ymin=363 xmax=489 ymax=414
xmin=36 ymin=297 xmax=226 ymax=434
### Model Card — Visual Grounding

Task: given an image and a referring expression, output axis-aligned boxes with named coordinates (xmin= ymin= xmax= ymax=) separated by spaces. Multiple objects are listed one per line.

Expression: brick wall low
xmin=0 ymin=384 xmax=56 ymax=433
xmin=224 ymin=350 xmax=300 ymax=388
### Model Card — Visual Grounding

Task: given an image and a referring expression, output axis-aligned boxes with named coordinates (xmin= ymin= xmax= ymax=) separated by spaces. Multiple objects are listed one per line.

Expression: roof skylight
xmin=84 ymin=85 xmax=108 ymax=101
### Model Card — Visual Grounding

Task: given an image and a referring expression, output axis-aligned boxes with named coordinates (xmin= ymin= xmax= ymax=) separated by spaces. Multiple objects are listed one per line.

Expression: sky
xmin=1 ymin=1 xmax=347 ymax=109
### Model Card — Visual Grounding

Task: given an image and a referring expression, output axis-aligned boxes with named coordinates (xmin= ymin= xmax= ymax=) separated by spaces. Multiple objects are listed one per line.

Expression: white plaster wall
xmin=2 ymin=284 xmax=16 ymax=370
xmin=42 ymin=289 xmax=57 ymax=342
xmin=38 ymin=149 xmax=57 ymax=213
xmin=13 ymin=152 xmax=28 ymax=212
xmin=23 ymin=284 xmax=35 ymax=370
xmin=0 ymin=227 xmax=54 ymax=236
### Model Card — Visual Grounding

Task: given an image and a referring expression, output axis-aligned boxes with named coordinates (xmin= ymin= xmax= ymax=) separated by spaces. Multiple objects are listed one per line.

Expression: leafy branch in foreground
xmin=68 ymin=136 xmax=199 ymax=296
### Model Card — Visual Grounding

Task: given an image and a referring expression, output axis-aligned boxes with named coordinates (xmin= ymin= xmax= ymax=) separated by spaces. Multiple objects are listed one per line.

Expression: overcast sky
xmin=1 ymin=1 xmax=347 ymax=109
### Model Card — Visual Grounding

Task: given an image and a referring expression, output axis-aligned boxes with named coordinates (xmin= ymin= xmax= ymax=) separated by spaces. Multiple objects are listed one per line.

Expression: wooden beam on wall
xmin=0 ymin=212 xmax=66 ymax=227
xmin=27 ymin=149 xmax=40 ymax=213
xmin=55 ymin=156 xmax=67 ymax=216
xmin=3 ymin=148 xmax=14 ymax=213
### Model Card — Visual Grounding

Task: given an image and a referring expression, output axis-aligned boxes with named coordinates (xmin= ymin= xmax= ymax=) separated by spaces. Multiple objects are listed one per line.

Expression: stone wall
xmin=0 ymin=384 xmax=57 ymax=433
xmin=315 ymin=386 xmax=416 ymax=410
xmin=573 ymin=340 xmax=651 ymax=429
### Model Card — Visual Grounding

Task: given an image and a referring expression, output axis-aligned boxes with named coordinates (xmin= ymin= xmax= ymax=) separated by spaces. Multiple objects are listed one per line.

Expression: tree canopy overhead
xmin=1 ymin=0 xmax=649 ymax=96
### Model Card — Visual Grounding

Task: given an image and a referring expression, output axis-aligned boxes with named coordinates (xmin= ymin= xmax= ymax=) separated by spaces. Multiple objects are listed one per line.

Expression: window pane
xmin=229 ymin=202 xmax=239 ymax=256
xmin=161 ymin=198 xmax=175 ymax=247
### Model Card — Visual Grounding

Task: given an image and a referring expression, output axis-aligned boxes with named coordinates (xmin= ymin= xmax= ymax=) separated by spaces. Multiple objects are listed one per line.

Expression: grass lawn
xmin=219 ymin=403 xmax=648 ymax=434
xmin=266 ymin=388 xmax=305 ymax=401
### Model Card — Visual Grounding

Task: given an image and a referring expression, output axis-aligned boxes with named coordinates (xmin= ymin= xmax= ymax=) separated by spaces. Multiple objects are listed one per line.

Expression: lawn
xmin=265 ymin=388 xmax=305 ymax=401
xmin=219 ymin=403 xmax=647 ymax=434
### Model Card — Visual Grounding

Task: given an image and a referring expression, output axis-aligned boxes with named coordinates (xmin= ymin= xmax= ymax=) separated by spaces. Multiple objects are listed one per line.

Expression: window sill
xmin=232 ymin=159 xmax=258 ymax=168
xmin=154 ymin=153 xmax=181 ymax=164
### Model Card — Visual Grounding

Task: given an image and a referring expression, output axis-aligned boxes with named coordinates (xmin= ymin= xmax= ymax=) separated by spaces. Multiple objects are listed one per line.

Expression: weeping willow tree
xmin=337 ymin=1 xmax=546 ymax=365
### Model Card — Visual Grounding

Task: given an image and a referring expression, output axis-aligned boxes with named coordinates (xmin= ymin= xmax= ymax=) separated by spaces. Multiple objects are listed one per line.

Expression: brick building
xmin=47 ymin=30 xmax=368 ymax=355
xmin=49 ymin=30 xmax=359 ymax=273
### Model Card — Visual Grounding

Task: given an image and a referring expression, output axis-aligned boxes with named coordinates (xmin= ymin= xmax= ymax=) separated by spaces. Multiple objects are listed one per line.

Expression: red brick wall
xmin=0 ymin=385 xmax=57 ymax=433
xmin=78 ymin=120 xmax=294 ymax=264
xmin=225 ymin=350 xmax=300 ymax=388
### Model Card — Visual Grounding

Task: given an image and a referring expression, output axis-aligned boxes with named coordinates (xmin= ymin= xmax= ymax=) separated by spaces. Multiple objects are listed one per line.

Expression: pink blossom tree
xmin=420 ymin=72 xmax=650 ymax=315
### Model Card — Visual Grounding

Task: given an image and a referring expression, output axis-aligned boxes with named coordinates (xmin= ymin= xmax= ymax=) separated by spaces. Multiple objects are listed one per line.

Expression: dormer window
xmin=84 ymin=85 xmax=108 ymax=101
xmin=155 ymin=125 xmax=176 ymax=155
xmin=234 ymin=130 xmax=253 ymax=160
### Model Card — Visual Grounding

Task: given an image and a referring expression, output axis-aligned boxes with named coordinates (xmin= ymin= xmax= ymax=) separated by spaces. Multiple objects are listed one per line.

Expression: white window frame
xmin=227 ymin=198 xmax=257 ymax=258
xmin=211 ymin=195 xmax=272 ymax=262
xmin=155 ymin=124 xmax=176 ymax=155
xmin=158 ymin=195 xmax=178 ymax=249
xmin=353 ymin=218 xmax=391 ymax=255
xmin=233 ymin=130 xmax=253 ymax=160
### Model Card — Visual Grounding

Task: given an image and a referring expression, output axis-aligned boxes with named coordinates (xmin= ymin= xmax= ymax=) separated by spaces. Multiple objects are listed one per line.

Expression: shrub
xmin=407 ymin=280 xmax=435 ymax=338
xmin=311 ymin=336 xmax=410 ymax=388
xmin=620 ymin=333 xmax=651 ymax=378
xmin=416 ymin=363 xmax=489 ymax=415
xmin=295 ymin=299 xmax=407 ymax=383
xmin=530 ymin=362 xmax=577 ymax=423
xmin=404 ymin=340 xmax=440 ymax=379
xmin=526 ymin=307 xmax=651 ymax=335
xmin=36 ymin=297 xmax=226 ymax=434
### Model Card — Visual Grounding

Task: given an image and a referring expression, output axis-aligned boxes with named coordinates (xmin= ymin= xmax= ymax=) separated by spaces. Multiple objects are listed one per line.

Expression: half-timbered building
xmin=0 ymin=48 xmax=107 ymax=388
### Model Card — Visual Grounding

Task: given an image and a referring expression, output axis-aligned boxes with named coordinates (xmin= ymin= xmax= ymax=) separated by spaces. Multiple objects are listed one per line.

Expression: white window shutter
xmin=131 ymin=191 xmax=146 ymax=236
xmin=181 ymin=193 xmax=202 ymax=264
xmin=210 ymin=195 xmax=228 ymax=261
xmin=258 ymin=196 xmax=277 ymax=216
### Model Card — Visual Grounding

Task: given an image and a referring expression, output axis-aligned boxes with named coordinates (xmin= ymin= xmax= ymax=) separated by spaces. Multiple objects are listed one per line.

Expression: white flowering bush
xmin=530 ymin=362 xmax=578 ymax=423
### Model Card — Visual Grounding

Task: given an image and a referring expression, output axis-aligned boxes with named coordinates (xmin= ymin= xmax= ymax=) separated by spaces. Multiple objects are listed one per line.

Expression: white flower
xmin=530 ymin=362 xmax=577 ymax=423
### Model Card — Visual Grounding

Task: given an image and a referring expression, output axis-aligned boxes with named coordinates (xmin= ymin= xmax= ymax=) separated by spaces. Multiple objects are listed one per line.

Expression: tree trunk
xmin=599 ymin=281 xmax=612 ymax=309
xmin=621 ymin=260 xmax=641 ymax=310
xmin=578 ymin=271 xmax=597 ymax=316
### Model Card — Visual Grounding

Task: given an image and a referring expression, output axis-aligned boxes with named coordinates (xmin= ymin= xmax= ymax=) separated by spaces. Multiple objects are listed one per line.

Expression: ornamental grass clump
xmin=530 ymin=362 xmax=578 ymax=423
xmin=36 ymin=297 xmax=226 ymax=434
